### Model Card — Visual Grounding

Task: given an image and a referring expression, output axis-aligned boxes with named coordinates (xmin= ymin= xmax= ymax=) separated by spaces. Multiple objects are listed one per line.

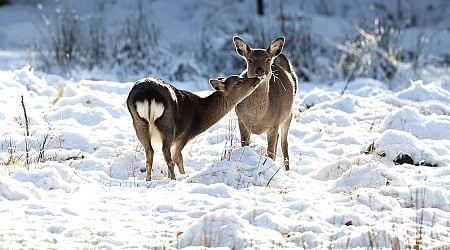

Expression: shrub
xmin=337 ymin=19 xmax=400 ymax=83
xmin=34 ymin=0 xmax=161 ymax=81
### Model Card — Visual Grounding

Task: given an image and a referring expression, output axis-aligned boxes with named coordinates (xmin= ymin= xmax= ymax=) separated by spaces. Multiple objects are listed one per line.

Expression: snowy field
xmin=1 ymin=67 xmax=449 ymax=249
xmin=1 ymin=0 xmax=450 ymax=249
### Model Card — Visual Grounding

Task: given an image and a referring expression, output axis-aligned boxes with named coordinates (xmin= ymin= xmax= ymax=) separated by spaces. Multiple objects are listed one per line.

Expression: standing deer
xmin=233 ymin=36 xmax=298 ymax=170
xmin=127 ymin=75 xmax=261 ymax=181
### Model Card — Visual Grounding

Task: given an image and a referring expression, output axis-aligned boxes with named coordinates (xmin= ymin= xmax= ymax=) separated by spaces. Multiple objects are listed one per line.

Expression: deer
xmin=233 ymin=36 xmax=298 ymax=170
xmin=127 ymin=75 xmax=261 ymax=181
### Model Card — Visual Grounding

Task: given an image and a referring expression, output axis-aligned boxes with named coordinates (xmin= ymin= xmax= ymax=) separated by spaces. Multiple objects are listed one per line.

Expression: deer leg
xmin=238 ymin=120 xmax=251 ymax=147
xmin=173 ymin=141 xmax=187 ymax=175
xmin=162 ymin=139 xmax=176 ymax=180
xmin=145 ymin=145 xmax=155 ymax=181
xmin=266 ymin=127 xmax=279 ymax=160
xmin=173 ymin=151 xmax=185 ymax=175
xmin=133 ymin=120 xmax=154 ymax=181
xmin=155 ymin=113 xmax=177 ymax=180
xmin=281 ymin=114 xmax=292 ymax=170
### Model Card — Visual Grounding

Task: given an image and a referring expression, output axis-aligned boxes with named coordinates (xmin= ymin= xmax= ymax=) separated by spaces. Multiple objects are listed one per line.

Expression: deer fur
xmin=127 ymin=75 xmax=261 ymax=181
xmin=233 ymin=36 xmax=298 ymax=170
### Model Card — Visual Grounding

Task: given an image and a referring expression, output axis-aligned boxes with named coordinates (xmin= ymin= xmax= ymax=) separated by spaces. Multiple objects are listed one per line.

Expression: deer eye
xmin=236 ymin=80 xmax=242 ymax=86
xmin=247 ymin=59 xmax=253 ymax=64
xmin=265 ymin=58 xmax=271 ymax=63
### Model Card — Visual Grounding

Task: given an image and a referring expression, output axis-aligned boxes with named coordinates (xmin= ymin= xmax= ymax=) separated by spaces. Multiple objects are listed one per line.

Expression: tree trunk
xmin=257 ymin=0 xmax=264 ymax=16
xmin=0 ymin=0 xmax=10 ymax=6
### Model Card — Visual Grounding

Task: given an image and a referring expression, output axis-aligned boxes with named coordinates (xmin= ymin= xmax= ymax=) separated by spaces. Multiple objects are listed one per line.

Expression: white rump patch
xmin=136 ymin=100 xmax=165 ymax=145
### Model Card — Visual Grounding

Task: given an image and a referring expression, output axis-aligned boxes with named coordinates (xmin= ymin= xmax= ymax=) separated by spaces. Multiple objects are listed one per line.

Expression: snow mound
xmin=299 ymin=108 xmax=355 ymax=127
xmin=351 ymin=189 xmax=401 ymax=211
xmin=56 ymin=127 xmax=101 ymax=153
xmin=301 ymin=89 xmax=338 ymax=108
xmin=176 ymin=209 xmax=283 ymax=248
xmin=382 ymin=106 xmax=450 ymax=140
xmin=13 ymin=163 xmax=81 ymax=193
xmin=54 ymin=91 xmax=127 ymax=119
xmin=189 ymin=183 xmax=237 ymax=199
xmin=0 ymin=175 xmax=41 ymax=200
xmin=185 ymin=147 xmax=290 ymax=189
xmin=326 ymin=212 xmax=371 ymax=226
xmin=314 ymin=159 xmax=353 ymax=181
xmin=47 ymin=104 xmax=112 ymax=126
xmin=242 ymin=207 xmax=294 ymax=235
xmin=1 ymin=163 xmax=82 ymax=200
xmin=77 ymin=80 xmax=132 ymax=96
xmin=418 ymin=101 xmax=450 ymax=116
xmin=344 ymin=78 xmax=388 ymax=97
xmin=107 ymin=146 xmax=146 ymax=180
xmin=397 ymin=80 xmax=450 ymax=103
xmin=311 ymin=96 xmax=358 ymax=114
xmin=333 ymin=228 xmax=405 ymax=249
xmin=332 ymin=163 xmax=405 ymax=192
xmin=383 ymin=186 xmax=450 ymax=212
xmin=8 ymin=67 xmax=54 ymax=97
xmin=374 ymin=129 xmax=439 ymax=165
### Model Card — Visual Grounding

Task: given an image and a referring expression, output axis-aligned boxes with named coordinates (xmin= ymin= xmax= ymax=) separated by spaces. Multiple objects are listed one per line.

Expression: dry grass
xmin=51 ymin=86 xmax=65 ymax=105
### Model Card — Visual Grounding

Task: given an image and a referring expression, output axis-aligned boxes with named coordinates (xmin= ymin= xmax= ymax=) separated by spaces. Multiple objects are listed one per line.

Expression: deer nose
xmin=255 ymin=67 xmax=265 ymax=76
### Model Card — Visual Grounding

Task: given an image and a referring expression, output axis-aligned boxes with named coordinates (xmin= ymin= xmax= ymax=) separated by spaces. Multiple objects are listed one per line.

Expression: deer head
xmin=233 ymin=36 xmax=285 ymax=80
xmin=210 ymin=75 xmax=260 ymax=99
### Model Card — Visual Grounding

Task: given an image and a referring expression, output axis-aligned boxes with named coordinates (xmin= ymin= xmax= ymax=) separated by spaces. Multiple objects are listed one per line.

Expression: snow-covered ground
xmin=1 ymin=67 xmax=449 ymax=249
xmin=1 ymin=0 xmax=450 ymax=249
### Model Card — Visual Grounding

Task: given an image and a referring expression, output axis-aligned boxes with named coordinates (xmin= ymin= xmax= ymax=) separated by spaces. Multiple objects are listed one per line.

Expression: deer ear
xmin=267 ymin=37 xmax=285 ymax=57
xmin=209 ymin=79 xmax=226 ymax=91
xmin=233 ymin=36 xmax=251 ymax=57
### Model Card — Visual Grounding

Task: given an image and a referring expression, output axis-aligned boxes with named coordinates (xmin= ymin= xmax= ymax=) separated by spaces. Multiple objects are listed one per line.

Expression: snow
xmin=374 ymin=129 xmax=441 ymax=165
xmin=177 ymin=209 xmax=284 ymax=248
xmin=382 ymin=106 xmax=450 ymax=140
xmin=1 ymin=67 xmax=449 ymax=249
xmin=1 ymin=1 xmax=450 ymax=249
xmin=397 ymin=80 xmax=450 ymax=104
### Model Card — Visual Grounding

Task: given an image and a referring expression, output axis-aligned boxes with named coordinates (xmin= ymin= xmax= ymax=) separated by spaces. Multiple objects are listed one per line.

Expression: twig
xmin=21 ymin=95 xmax=30 ymax=137
xmin=340 ymin=57 xmax=359 ymax=96
xmin=21 ymin=95 xmax=31 ymax=169
xmin=36 ymin=134 xmax=50 ymax=163
xmin=266 ymin=166 xmax=281 ymax=187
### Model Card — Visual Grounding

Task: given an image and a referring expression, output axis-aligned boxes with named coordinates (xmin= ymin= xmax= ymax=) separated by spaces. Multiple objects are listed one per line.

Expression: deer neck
xmin=199 ymin=91 xmax=239 ymax=132
xmin=246 ymin=75 xmax=270 ymax=110
xmin=257 ymin=75 xmax=270 ymax=97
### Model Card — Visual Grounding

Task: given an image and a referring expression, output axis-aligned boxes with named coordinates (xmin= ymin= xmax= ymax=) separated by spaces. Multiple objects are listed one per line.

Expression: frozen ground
xmin=0 ymin=67 xmax=449 ymax=249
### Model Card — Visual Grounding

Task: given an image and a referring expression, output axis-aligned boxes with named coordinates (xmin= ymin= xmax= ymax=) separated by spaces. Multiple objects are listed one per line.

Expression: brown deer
xmin=233 ymin=36 xmax=298 ymax=170
xmin=127 ymin=75 xmax=261 ymax=181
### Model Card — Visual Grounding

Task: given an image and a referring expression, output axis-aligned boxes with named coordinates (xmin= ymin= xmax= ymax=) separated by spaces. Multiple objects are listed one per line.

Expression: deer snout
xmin=255 ymin=67 xmax=265 ymax=77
